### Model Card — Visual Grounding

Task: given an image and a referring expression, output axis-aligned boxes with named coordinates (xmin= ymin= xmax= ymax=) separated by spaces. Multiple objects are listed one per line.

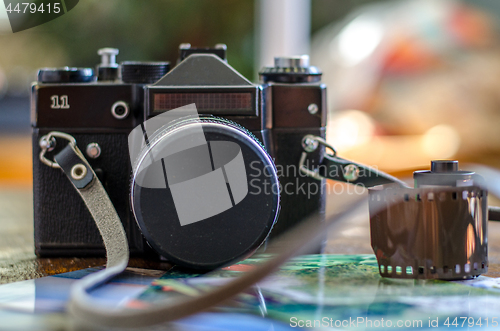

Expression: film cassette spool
xmin=369 ymin=185 xmax=488 ymax=280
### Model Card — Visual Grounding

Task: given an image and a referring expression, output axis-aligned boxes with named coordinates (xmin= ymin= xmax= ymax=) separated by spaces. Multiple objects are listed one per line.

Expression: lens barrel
xmin=130 ymin=117 xmax=280 ymax=269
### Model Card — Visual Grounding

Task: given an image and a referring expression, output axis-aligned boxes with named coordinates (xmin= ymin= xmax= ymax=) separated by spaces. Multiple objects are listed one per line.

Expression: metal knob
xmin=98 ymin=48 xmax=119 ymax=67
xmin=120 ymin=62 xmax=170 ymax=84
xmin=274 ymin=55 xmax=310 ymax=68
xmin=431 ymin=160 xmax=459 ymax=173
xmin=38 ymin=68 xmax=94 ymax=83
xmin=86 ymin=143 xmax=102 ymax=159
xmin=215 ymin=43 xmax=227 ymax=50
xmin=179 ymin=43 xmax=191 ymax=50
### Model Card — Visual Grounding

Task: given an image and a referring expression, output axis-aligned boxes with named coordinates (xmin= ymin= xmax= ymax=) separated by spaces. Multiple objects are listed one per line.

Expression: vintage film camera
xmin=32 ymin=45 xmax=326 ymax=269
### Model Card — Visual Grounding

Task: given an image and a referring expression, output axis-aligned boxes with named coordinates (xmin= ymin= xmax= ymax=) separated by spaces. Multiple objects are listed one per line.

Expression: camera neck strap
xmin=37 ymin=131 xmax=500 ymax=328
xmin=36 ymin=131 xmax=415 ymax=328
xmin=36 ymin=131 xmax=345 ymax=327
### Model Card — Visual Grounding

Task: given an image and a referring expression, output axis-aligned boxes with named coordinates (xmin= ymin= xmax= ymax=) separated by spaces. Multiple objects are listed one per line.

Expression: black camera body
xmin=32 ymin=45 xmax=326 ymax=264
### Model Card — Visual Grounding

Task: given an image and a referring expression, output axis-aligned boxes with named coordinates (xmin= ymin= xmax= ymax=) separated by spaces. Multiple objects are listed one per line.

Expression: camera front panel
xmin=32 ymin=82 xmax=146 ymax=256
xmin=263 ymin=82 xmax=327 ymax=240
xmin=33 ymin=83 xmax=142 ymax=129
xmin=33 ymin=130 xmax=145 ymax=256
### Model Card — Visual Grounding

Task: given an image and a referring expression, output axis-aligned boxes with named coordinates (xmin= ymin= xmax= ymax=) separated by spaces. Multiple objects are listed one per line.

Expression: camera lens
xmin=130 ymin=117 xmax=280 ymax=270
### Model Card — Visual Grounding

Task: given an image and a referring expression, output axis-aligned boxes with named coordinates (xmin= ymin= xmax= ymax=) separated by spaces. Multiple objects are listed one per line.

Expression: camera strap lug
xmin=299 ymin=135 xmax=408 ymax=188
xmin=39 ymin=131 xmax=77 ymax=169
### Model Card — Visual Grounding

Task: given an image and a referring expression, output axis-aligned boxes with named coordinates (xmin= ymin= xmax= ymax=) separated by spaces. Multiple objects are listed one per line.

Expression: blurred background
xmin=2 ymin=0 xmax=500 ymax=187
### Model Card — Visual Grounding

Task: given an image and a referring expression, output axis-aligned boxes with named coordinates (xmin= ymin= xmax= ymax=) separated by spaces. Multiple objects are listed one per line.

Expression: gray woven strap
xmin=51 ymin=143 xmax=130 ymax=323
xmin=69 ymin=177 xmax=129 ymax=268
xmin=53 ymin=144 xmax=129 ymax=269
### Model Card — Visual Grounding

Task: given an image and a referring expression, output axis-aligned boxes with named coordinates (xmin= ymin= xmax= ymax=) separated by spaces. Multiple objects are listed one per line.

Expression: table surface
xmin=0 ymin=190 xmax=179 ymax=285
xmin=2 ymin=135 xmax=500 ymax=282
xmin=2 ymin=187 xmax=500 ymax=285
xmin=2 ymin=185 xmax=500 ymax=331
xmin=0 ymin=188 xmax=500 ymax=330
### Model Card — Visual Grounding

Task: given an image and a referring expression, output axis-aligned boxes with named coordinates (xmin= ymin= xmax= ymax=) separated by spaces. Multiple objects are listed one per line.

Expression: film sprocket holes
xmin=369 ymin=161 xmax=488 ymax=280
xmin=32 ymin=45 xmax=327 ymax=269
